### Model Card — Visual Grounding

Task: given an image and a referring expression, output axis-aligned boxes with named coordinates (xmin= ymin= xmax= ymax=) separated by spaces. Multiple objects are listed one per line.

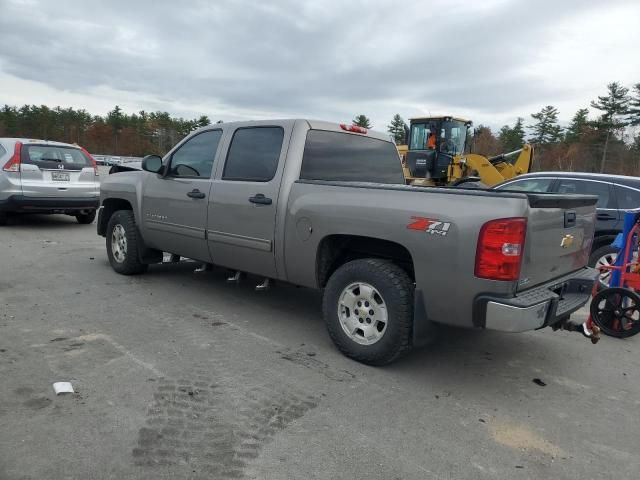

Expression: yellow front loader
xmin=397 ymin=116 xmax=533 ymax=187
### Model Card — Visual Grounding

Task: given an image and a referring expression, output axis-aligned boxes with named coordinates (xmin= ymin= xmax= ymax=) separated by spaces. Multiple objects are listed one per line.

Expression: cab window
xmin=169 ymin=129 xmax=222 ymax=178
xmin=222 ymin=127 xmax=284 ymax=182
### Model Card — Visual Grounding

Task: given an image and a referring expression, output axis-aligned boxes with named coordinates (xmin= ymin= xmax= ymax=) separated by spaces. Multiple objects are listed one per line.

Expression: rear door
xmin=555 ymin=178 xmax=620 ymax=231
xmin=19 ymin=144 xmax=98 ymax=199
xmin=141 ymin=129 xmax=223 ymax=261
xmin=207 ymin=124 xmax=291 ymax=278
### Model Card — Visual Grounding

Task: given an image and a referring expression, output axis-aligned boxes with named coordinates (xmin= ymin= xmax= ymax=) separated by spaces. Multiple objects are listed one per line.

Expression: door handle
xmin=187 ymin=189 xmax=206 ymax=199
xmin=597 ymin=213 xmax=616 ymax=220
xmin=249 ymin=194 xmax=272 ymax=205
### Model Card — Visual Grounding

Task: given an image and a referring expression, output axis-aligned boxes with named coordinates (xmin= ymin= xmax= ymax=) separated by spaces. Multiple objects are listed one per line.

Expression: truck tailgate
xmin=518 ymin=194 xmax=597 ymax=291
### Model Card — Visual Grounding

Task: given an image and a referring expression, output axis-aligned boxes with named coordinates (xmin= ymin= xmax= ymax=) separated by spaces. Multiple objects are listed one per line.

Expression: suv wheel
xmin=76 ymin=210 xmax=97 ymax=224
xmin=0 ymin=212 xmax=6 ymax=226
xmin=106 ymin=210 xmax=148 ymax=275
xmin=323 ymin=258 xmax=413 ymax=365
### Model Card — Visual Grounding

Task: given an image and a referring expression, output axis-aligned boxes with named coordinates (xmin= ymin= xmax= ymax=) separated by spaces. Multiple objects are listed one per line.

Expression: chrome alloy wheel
xmin=338 ymin=282 xmax=388 ymax=345
xmin=111 ymin=224 xmax=128 ymax=263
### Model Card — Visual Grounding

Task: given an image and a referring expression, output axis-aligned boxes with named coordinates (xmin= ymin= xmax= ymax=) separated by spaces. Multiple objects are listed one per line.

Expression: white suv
xmin=0 ymin=138 xmax=100 ymax=225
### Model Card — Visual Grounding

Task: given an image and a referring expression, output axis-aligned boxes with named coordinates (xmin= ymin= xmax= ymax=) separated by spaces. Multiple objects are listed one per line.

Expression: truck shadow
xmin=141 ymin=261 xmax=601 ymax=391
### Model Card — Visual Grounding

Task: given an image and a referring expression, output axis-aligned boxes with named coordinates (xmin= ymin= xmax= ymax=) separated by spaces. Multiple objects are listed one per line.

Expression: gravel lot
xmin=1 ymin=211 xmax=639 ymax=480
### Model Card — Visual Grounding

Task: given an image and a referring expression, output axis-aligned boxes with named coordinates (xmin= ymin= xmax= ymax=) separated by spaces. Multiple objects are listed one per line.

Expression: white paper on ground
xmin=53 ymin=382 xmax=75 ymax=395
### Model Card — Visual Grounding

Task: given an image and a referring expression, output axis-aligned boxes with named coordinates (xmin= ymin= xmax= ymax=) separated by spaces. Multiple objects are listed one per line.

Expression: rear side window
xmin=498 ymin=178 xmax=553 ymax=192
xmin=169 ymin=129 xmax=222 ymax=178
xmin=222 ymin=127 xmax=284 ymax=182
xmin=615 ymin=185 xmax=640 ymax=209
xmin=300 ymin=130 xmax=404 ymax=184
xmin=22 ymin=145 xmax=91 ymax=171
xmin=557 ymin=179 xmax=614 ymax=208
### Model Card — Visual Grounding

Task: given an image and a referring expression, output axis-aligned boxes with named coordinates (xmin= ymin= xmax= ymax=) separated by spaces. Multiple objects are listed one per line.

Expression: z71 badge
xmin=407 ymin=216 xmax=451 ymax=236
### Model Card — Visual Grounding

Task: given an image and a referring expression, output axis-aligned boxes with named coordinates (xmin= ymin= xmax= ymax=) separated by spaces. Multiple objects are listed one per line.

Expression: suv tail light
xmin=80 ymin=147 xmax=98 ymax=175
xmin=340 ymin=124 xmax=368 ymax=134
xmin=3 ymin=141 xmax=22 ymax=172
xmin=475 ymin=217 xmax=527 ymax=281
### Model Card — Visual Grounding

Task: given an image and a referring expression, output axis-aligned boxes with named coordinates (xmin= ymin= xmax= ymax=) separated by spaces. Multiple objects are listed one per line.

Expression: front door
xmin=207 ymin=125 xmax=289 ymax=278
xmin=141 ymin=129 xmax=223 ymax=261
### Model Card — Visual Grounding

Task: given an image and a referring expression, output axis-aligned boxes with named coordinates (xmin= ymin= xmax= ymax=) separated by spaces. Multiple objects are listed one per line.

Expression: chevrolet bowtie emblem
xmin=560 ymin=234 xmax=574 ymax=248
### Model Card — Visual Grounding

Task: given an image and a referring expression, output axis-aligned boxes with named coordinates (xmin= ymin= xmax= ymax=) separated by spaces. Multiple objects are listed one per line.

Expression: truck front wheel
xmin=323 ymin=258 xmax=413 ymax=365
xmin=106 ymin=210 xmax=148 ymax=275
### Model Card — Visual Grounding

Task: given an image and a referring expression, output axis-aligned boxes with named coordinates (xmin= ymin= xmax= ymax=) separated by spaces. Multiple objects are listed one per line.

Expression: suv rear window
xmin=300 ymin=130 xmax=404 ymax=184
xmin=22 ymin=145 xmax=92 ymax=171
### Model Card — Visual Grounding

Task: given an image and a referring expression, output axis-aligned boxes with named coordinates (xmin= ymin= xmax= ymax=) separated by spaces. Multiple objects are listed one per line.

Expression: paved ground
xmin=1 ymin=213 xmax=639 ymax=480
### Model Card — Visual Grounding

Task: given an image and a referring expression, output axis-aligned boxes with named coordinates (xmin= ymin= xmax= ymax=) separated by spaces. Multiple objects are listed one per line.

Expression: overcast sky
xmin=1 ymin=0 xmax=639 ymax=132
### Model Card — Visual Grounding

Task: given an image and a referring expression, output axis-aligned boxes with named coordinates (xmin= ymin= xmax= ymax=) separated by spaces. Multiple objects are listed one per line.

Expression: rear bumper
xmin=474 ymin=267 xmax=597 ymax=332
xmin=0 ymin=195 xmax=99 ymax=213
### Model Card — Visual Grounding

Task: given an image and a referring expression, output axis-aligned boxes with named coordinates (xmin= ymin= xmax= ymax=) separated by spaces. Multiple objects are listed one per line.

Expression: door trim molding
xmin=146 ymin=219 xmax=205 ymax=239
xmin=207 ymin=230 xmax=272 ymax=252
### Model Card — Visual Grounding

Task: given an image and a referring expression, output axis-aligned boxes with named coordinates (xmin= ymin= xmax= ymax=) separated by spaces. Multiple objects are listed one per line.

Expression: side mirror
xmin=141 ymin=155 xmax=163 ymax=174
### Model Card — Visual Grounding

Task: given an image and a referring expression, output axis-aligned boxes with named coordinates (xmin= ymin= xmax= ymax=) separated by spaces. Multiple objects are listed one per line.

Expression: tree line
xmin=0 ymin=104 xmax=214 ymax=156
xmin=359 ymin=81 xmax=640 ymax=175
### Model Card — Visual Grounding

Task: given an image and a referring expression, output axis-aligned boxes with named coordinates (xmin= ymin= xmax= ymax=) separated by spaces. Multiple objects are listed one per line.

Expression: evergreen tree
xmin=590 ymin=82 xmax=630 ymax=172
xmin=528 ymin=106 xmax=563 ymax=144
xmin=565 ymin=108 xmax=590 ymax=143
xmin=498 ymin=117 xmax=525 ymax=151
xmin=387 ymin=114 xmax=407 ymax=144
xmin=352 ymin=114 xmax=372 ymax=129
xmin=627 ymin=83 xmax=640 ymax=127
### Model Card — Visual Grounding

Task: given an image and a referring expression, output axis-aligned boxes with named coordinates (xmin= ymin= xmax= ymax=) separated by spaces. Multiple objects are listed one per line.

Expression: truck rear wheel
xmin=323 ymin=258 xmax=413 ymax=365
xmin=106 ymin=210 xmax=148 ymax=275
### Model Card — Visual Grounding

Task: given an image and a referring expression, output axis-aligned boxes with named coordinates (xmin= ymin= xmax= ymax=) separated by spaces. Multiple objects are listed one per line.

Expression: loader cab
xmin=405 ymin=116 xmax=472 ymax=181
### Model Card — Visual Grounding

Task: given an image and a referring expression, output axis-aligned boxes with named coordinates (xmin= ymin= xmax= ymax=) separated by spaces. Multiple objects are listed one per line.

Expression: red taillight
xmin=2 ymin=141 xmax=22 ymax=172
xmin=340 ymin=124 xmax=368 ymax=134
xmin=80 ymin=146 xmax=98 ymax=175
xmin=475 ymin=217 xmax=527 ymax=281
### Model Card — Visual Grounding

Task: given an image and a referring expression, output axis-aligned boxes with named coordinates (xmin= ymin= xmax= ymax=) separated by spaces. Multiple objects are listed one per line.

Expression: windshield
xmin=439 ymin=120 xmax=467 ymax=156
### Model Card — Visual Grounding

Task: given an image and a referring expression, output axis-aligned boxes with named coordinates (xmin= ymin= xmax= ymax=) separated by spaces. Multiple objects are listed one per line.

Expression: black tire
xmin=589 ymin=244 xmax=619 ymax=268
xmin=323 ymin=258 xmax=413 ymax=366
xmin=106 ymin=210 xmax=148 ymax=275
xmin=0 ymin=212 xmax=6 ymax=226
xmin=589 ymin=244 xmax=619 ymax=286
xmin=590 ymin=287 xmax=640 ymax=338
xmin=75 ymin=210 xmax=97 ymax=224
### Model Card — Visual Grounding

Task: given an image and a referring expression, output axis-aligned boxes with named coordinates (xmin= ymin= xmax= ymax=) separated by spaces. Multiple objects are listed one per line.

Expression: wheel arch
xmin=98 ymin=198 xmax=133 ymax=236
xmin=315 ymin=234 xmax=415 ymax=288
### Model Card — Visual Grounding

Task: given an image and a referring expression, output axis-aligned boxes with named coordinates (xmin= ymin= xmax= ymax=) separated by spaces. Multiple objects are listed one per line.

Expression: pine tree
xmin=498 ymin=117 xmax=525 ymax=151
xmin=528 ymin=106 xmax=563 ymax=144
xmin=352 ymin=115 xmax=372 ymax=129
xmin=590 ymin=82 xmax=630 ymax=172
xmin=565 ymin=108 xmax=590 ymax=143
xmin=627 ymin=83 xmax=640 ymax=127
xmin=387 ymin=114 xmax=407 ymax=144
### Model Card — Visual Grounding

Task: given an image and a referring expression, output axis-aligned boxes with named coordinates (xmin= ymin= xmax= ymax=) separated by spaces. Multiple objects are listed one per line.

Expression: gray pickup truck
xmin=97 ymin=119 xmax=598 ymax=365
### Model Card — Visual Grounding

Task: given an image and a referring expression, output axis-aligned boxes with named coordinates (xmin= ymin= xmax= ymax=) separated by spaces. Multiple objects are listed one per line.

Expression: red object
xmin=407 ymin=216 xmax=434 ymax=231
xmin=475 ymin=217 xmax=527 ymax=281
xmin=80 ymin=146 xmax=98 ymax=175
xmin=340 ymin=124 xmax=368 ymax=134
xmin=2 ymin=141 xmax=22 ymax=172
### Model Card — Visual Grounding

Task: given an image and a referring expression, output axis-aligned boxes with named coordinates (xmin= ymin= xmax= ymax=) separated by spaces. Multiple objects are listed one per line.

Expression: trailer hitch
xmin=555 ymin=319 xmax=600 ymax=344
